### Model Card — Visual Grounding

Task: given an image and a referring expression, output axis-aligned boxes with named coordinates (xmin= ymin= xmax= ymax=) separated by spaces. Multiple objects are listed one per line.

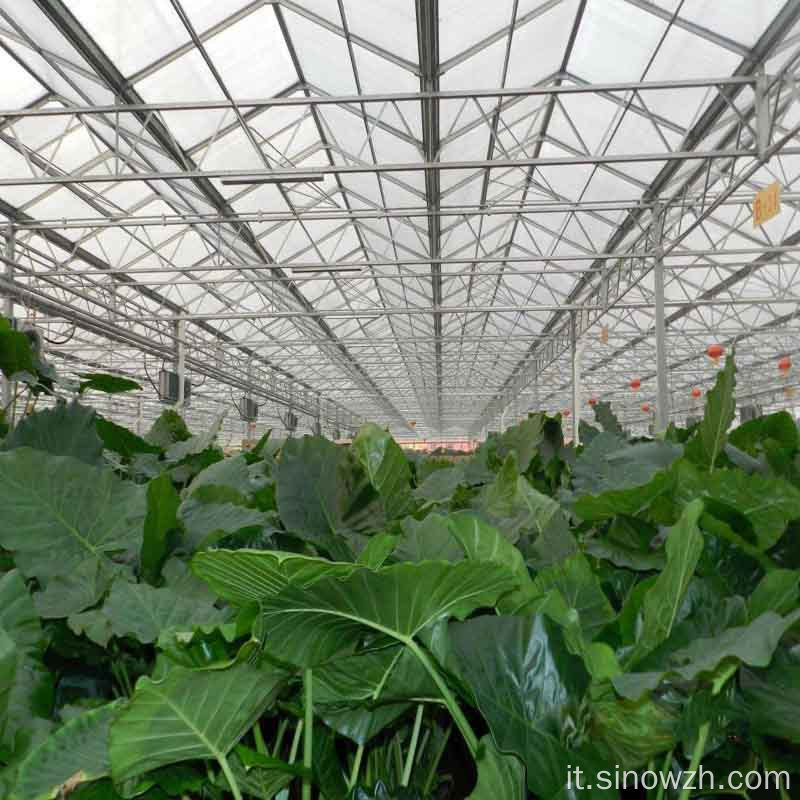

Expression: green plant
xmin=1 ymin=352 xmax=799 ymax=799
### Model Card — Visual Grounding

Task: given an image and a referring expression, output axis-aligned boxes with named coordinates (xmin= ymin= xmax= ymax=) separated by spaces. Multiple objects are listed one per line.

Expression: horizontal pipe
xmin=0 ymin=76 xmax=756 ymax=118
xmin=2 ymin=146 xmax=797 ymax=187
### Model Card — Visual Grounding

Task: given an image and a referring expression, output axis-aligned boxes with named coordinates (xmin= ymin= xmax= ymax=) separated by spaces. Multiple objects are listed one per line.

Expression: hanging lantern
xmin=562 ymin=409 xmax=571 ymax=418
xmin=630 ymin=378 xmax=641 ymax=391
xmin=707 ymin=344 xmax=724 ymax=365
xmin=588 ymin=397 xmax=598 ymax=407
xmin=600 ymin=326 xmax=609 ymax=344
xmin=691 ymin=387 xmax=702 ymax=399
xmin=641 ymin=402 xmax=651 ymax=413
xmin=778 ymin=356 xmax=792 ymax=376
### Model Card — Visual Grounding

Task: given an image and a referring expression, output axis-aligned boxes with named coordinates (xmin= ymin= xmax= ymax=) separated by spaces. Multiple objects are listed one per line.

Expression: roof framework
xmin=2 ymin=0 xmax=800 ymax=440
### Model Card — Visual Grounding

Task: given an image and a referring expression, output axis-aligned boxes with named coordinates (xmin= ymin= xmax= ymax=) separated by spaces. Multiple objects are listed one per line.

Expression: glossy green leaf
xmin=101 ymin=579 xmax=225 ymax=644
xmin=627 ymin=499 xmax=704 ymax=666
xmin=259 ymin=561 xmax=518 ymax=667
xmin=593 ymin=400 xmax=622 ymax=435
xmin=357 ymin=532 xmax=398 ymax=568
xmin=95 ymin=417 xmax=162 ymax=460
xmin=615 ymin=609 xmax=800 ymax=699
xmin=145 ymin=410 xmax=190 ymax=448
xmin=78 ymin=373 xmax=141 ymax=395
xmin=740 ymin=648 xmax=800 ymax=743
xmin=110 ymin=662 xmax=285 ymax=781
xmin=749 ymin=569 xmax=800 ymax=619
xmin=4 ymin=402 xmax=103 ymax=465
xmin=13 ymin=702 xmax=121 ymax=800
xmin=140 ymin=473 xmax=180 ymax=585
xmin=447 ymin=614 xmax=607 ymax=799
xmin=695 ymin=353 xmax=737 ymax=471
xmin=192 ymin=548 xmax=359 ymax=606
xmin=353 ymin=423 xmax=412 ymax=519
xmin=394 ymin=514 xmax=463 ymax=563
xmin=0 ymin=448 xmax=145 ymax=589
xmin=467 ymin=736 xmax=525 ymax=800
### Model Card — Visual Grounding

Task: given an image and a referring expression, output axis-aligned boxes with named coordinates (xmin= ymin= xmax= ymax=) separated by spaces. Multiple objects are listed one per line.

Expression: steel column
xmin=1 ymin=227 xmax=14 ymax=415
xmin=571 ymin=312 xmax=581 ymax=445
xmin=653 ymin=204 xmax=669 ymax=433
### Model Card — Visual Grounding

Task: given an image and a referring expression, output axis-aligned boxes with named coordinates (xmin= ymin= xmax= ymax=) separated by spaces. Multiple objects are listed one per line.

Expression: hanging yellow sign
xmin=753 ymin=182 xmax=780 ymax=227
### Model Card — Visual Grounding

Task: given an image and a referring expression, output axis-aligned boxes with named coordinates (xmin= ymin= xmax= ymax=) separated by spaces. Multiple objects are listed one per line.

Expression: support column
xmin=174 ymin=318 xmax=185 ymax=410
xmin=756 ymin=67 xmax=770 ymax=161
xmin=2 ymin=226 xmax=16 ymax=414
xmin=571 ymin=311 xmax=581 ymax=445
xmin=653 ymin=204 xmax=669 ymax=433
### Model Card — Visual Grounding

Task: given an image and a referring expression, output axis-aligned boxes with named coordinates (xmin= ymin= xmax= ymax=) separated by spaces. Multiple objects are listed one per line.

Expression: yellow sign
xmin=753 ymin=182 xmax=780 ymax=227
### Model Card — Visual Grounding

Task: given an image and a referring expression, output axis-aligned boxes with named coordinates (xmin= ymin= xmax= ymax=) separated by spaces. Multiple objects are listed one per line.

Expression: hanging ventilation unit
xmin=237 ymin=397 xmax=259 ymax=422
xmin=311 ymin=420 xmax=322 ymax=436
xmin=285 ymin=411 xmax=298 ymax=434
xmin=158 ymin=369 xmax=191 ymax=404
xmin=739 ymin=404 xmax=762 ymax=422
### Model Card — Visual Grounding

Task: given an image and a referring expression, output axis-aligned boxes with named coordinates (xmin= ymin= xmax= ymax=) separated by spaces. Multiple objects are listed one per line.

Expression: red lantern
xmin=707 ymin=344 xmax=724 ymax=365
xmin=641 ymin=403 xmax=651 ymax=413
xmin=562 ymin=409 xmax=571 ymax=418
xmin=691 ymin=387 xmax=701 ymax=399
xmin=778 ymin=356 xmax=791 ymax=374
xmin=588 ymin=397 xmax=598 ymax=407
xmin=629 ymin=378 xmax=641 ymax=391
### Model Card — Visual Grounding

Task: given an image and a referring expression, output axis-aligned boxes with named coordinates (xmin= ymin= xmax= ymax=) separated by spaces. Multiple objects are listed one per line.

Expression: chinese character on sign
xmin=753 ymin=182 xmax=780 ymax=227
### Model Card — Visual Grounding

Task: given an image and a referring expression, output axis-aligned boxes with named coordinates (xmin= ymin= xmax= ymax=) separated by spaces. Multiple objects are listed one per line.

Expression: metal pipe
xmin=1 ymin=146 xmax=796 ymax=187
xmin=0 ymin=75 xmax=757 ymax=118
xmin=1 ymin=227 xmax=14 ymax=414
xmin=653 ymin=204 xmax=669 ymax=433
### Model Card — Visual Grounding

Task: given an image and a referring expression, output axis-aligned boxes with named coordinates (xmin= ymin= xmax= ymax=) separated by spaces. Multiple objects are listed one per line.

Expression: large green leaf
xmin=694 ymin=353 xmax=737 ymax=471
xmin=674 ymin=461 xmax=800 ymax=550
xmin=95 ymin=417 xmax=162 ymax=461
xmin=0 ymin=316 xmax=35 ymax=379
xmin=447 ymin=614 xmax=607 ymax=799
xmin=13 ymin=702 xmax=121 ymax=800
xmin=353 ymin=423 xmax=412 ymax=519
xmin=145 ymin=410 xmax=190 ymax=448
xmin=413 ymin=465 xmax=467 ymax=504
xmin=740 ymin=648 xmax=800 ymax=743
xmin=140 ymin=473 xmax=180 ymax=585
xmin=615 ymin=609 xmax=800 ymax=700
xmin=467 ymin=736 xmax=525 ymax=800
xmin=569 ymin=435 xmax=681 ymax=521
xmin=259 ymin=561 xmax=518 ymax=667
xmin=164 ymin=417 xmax=222 ymax=464
xmin=394 ymin=514 xmax=464 ymax=563
xmin=178 ymin=495 xmax=272 ymax=551
xmin=447 ymin=512 xmax=528 ymax=582
xmin=0 ymin=571 xmax=51 ymax=751
xmin=78 ymin=373 xmax=141 ymax=395
xmin=532 ymin=553 xmax=616 ymax=641
xmin=4 ymin=402 xmax=103 ymax=465
xmin=593 ymin=400 xmax=622 ymax=435
xmin=493 ymin=414 xmax=545 ymax=472
xmin=100 ymin=579 xmax=225 ymax=644
xmin=627 ymin=499 xmax=705 ymax=666
xmin=192 ymin=548 xmax=359 ymax=606
xmin=0 ymin=448 xmax=145 ymax=586
xmin=748 ymin=569 xmax=800 ymax=619
xmin=110 ymin=662 xmax=285 ymax=781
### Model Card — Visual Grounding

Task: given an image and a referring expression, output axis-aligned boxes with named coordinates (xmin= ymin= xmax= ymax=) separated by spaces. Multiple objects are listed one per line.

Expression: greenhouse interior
xmin=3 ymin=1 xmax=800 ymax=799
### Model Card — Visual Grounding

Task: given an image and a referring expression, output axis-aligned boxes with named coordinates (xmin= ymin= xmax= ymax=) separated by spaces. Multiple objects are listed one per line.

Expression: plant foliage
xmin=1 ymin=351 xmax=800 ymax=798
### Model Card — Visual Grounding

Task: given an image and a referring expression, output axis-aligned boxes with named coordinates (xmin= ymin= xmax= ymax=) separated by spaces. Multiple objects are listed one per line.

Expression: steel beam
xmin=0 ymin=76 xmax=758 ymax=118
xmin=652 ymin=205 xmax=669 ymax=433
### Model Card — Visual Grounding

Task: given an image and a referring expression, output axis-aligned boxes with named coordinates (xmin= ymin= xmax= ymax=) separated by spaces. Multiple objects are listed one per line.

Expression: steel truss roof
xmin=2 ymin=0 xmax=800 ymax=441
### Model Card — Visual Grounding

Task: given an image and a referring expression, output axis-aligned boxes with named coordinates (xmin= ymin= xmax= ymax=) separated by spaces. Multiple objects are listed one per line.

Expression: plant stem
xmin=303 ymin=668 xmax=313 ymax=800
xmin=347 ymin=743 xmax=365 ymax=791
xmin=252 ymin=720 xmax=267 ymax=755
xmin=272 ymin=718 xmax=289 ymax=758
xmin=678 ymin=722 xmax=709 ymax=800
xmin=407 ymin=640 xmax=478 ymax=756
xmin=217 ymin=752 xmax=243 ymax=800
xmin=654 ymin=748 xmax=673 ymax=800
xmin=289 ymin=720 xmax=303 ymax=764
xmin=401 ymin=705 xmax=424 ymax=787
xmin=423 ymin=725 xmax=451 ymax=796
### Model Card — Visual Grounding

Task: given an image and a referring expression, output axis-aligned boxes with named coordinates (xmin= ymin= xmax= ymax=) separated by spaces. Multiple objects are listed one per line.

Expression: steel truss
xmin=1 ymin=1 xmax=800 ymax=439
